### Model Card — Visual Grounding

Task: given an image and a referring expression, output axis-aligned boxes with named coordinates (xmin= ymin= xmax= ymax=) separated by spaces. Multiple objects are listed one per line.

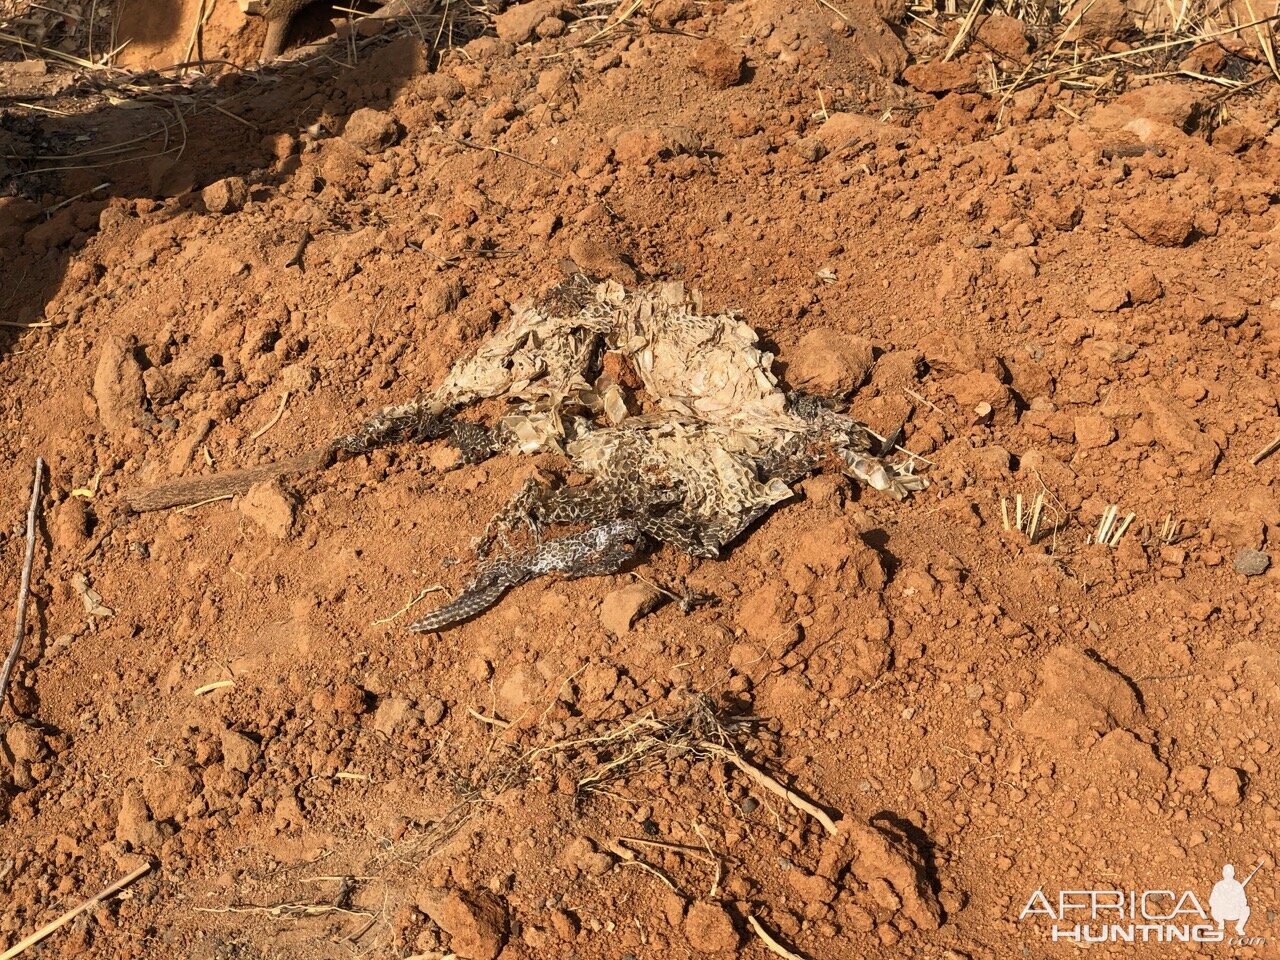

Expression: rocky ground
xmin=1 ymin=0 xmax=1279 ymax=957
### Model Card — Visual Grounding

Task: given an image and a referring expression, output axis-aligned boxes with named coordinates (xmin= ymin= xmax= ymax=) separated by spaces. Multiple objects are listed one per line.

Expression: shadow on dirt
xmin=0 ymin=13 xmax=476 ymax=357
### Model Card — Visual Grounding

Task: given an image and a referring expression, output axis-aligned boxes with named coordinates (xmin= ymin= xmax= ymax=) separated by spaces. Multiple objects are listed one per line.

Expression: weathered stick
xmin=748 ymin=916 xmax=808 ymax=960
xmin=119 ymin=447 xmax=334 ymax=513
xmin=0 ymin=860 xmax=152 ymax=960
xmin=704 ymin=744 xmax=839 ymax=836
xmin=1253 ymin=433 xmax=1280 ymax=466
xmin=1 ymin=457 xmax=43 ymax=717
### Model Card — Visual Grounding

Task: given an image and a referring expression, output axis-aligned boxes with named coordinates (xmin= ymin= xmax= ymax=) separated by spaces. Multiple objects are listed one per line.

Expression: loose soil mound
xmin=1 ymin=1 xmax=1279 ymax=958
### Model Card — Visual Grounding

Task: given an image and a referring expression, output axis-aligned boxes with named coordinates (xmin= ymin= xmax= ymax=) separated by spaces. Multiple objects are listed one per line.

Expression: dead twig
xmin=1 ymin=458 xmax=43 ymax=718
xmin=1252 ymin=432 xmax=1280 ymax=466
xmin=0 ymin=860 xmax=152 ymax=960
xmin=285 ymin=229 xmax=311 ymax=270
xmin=120 ymin=446 xmax=334 ymax=513
xmin=703 ymin=744 xmax=839 ymax=836
xmin=448 ymin=137 xmax=564 ymax=178
xmin=748 ymin=915 xmax=808 ymax=960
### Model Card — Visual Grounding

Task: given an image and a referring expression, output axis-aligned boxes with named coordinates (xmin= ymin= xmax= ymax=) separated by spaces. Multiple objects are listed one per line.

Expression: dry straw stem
xmin=1095 ymin=504 xmax=1135 ymax=546
xmin=1000 ymin=11 xmax=1280 ymax=95
xmin=748 ymin=915 xmax=809 ymax=960
xmin=0 ymin=861 xmax=152 ymax=960
xmin=193 ymin=679 xmax=235 ymax=695
xmin=1000 ymin=491 xmax=1049 ymax=543
xmin=193 ymin=902 xmax=373 ymax=919
xmin=702 ymin=744 xmax=839 ymax=836
xmin=944 ymin=0 xmax=986 ymax=61
xmin=249 ymin=390 xmax=291 ymax=441
xmin=370 ymin=586 xmax=443 ymax=625
xmin=1 ymin=457 xmax=43 ymax=718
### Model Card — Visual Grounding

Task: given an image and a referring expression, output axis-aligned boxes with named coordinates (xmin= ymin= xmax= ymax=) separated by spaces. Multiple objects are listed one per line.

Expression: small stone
xmin=427 ymin=890 xmax=509 ymax=960
xmin=1086 ymin=286 xmax=1129 ymax=312
xmin=567 ymin=237 xmax=636 ymax=284
xmin=688 ymin=38 xmax=744 ymax=88
xmin=651 ymin=0 xmax=697 ymax=24
xmin=239 ymin=480 xmax=296 ymax=540
xmin=1233 ymin=549 xmax=1270 ymax=577
xmin=600 ymin=582 xmax=664 ymax=635
xmin=785 ymin=329 xmax=875 ymax=398
xmin=421 ymin=696 xmax=447 ymax=727
xmin=1121 ymin=202 xmax=1195 ymax=247
xmin=201 ymin=176 xmax=249 ymax=214
xmin=613 ymin=125 xmax=701 ymax=166
xmin=373 ymin=696 xmax=414 ymax=736
xmin=910 ymin=765 xmax=936 ymax=793
xmin=535 ymin=15 xmax=566 ymax=37
xmin=341 ymin=107 xmax=400 ymax=153
xmin=494 ymin=0 xmax=560 ymax=43
xmin=1063 ymin=0 xmax=1132 ymax=38
xmin=220 ymin=730 xmax=260 ymax=774
xmin=902 ymin=59 xmax=978 ymax=93
xmin=1075 ymin=414 xmax=1116 ymax=449
xmin=5 ymin=723 xmax=46 ymax=762
xmin=1206 ymin=766 xmax=1244 ymax=806
xmin=787 ymin=871 xmax=838 ymax=904
xmin=93 ymin=335 xmax=147 ymax=433
xmin=997 ymin=248 xmax=1038 ymax=278
xmin=941 ymin=370 xmax=1015 ymax=426
xmin=50 ymin=498 xmax=92 ymax=552
xmin=580 ymin=850 xmax=615 ymax=877
xmin=333 ymin=682 xmax=369 ymax=715
xmin=420 ymin=277 xmax=465 ymax=319
xmin=1175 ymin=764 xmax=1208 ymax=793
xmin=684 ymin=901 xmax=741 ymax=953
xmin=115 ymin=784 xmax=163 ymax=849
xmin=795 ymin=136 xmax=826 ymax=162
xmin=976 ymin=13 xmax=1030 ymax=58
xmin=1128 ymin=268 xmax=1164 ymax=304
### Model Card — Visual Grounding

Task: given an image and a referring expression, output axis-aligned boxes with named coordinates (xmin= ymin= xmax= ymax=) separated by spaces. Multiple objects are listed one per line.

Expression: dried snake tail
xmin=409 ymin=578 xmax=511 ymax=632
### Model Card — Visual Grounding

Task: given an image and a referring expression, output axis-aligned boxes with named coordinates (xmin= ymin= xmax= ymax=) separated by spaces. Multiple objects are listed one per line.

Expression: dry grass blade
xmin=1000 ymin=11 xmax=1280 ymax=95
xmin=944 ymin=0 xmax=984 ymax=61
xmin=1 ymin=457 xmax=43 ymax=718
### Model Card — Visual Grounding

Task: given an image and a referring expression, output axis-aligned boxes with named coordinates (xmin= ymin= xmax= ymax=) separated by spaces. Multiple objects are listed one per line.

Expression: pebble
xmin=238 ymin=480 xmax=297 ymax=540
xmin=4 ymin=723 xmax=46 ymax=762
xmin=93 ymin=335 xmax=148 ymax=433
xmin=201 ymin=177 xmax=248 ymax=215
xmin=1121 ymin=201 xmax=1195 ymax=247
xmin=910 ymin=765 xmax=936 ymax=793
xmin=785 ymin=329 xmax=875 ymax=398
xmin=684 ymin=901 xmax=741 ymax=953
xmin=333 ymin=682 xmax=369 ymax=715
xmin=688 ymin=38 xmax=744 ymax=88
xmin=567 ymin=237 xmax=637 ymax=284
xmin=599 ymin=582 xmax=663 ymax=635
xmin=494 ymin=0 xmax=562 ymax=43
xmin=1233 ymin=549 xmax=1270 ymax=577
xmin=220 ymin=730 xmax=260 ymax=774
xmin=341 ymin=107 xmax=400 ymax=153
xmin=1206 ymin=766 xmax=1244 ymax=806
xmin=427 ymin=890 xmax=509 ymax=960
